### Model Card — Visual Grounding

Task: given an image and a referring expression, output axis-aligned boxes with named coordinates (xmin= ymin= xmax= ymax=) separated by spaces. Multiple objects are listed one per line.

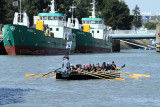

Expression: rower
xmin=62 ymin=55 xmax=70 ymax=74
xmin=111 ymin=61 xmax=116 ymax=70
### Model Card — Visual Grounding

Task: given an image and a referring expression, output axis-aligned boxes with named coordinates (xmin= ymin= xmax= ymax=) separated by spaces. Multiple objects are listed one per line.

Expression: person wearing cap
xmin=62 ymin=55 xmax=70 ymax=74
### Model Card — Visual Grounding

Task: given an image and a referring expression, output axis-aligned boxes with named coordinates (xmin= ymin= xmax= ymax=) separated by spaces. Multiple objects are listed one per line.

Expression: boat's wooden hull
xmin=56 ymin=72 xmax=120 ymax=80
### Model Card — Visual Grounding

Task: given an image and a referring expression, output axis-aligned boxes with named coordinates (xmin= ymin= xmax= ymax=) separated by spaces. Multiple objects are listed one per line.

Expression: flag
xmin=66 ymin=41 xmax=72 ymax=49
xmin=13 ymin=1 xmax=18 ymax=6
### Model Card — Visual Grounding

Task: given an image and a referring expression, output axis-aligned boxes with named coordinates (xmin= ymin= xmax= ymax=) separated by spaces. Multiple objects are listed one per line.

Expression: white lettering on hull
xmin=20 ymin=50 xmax=44 ymax=54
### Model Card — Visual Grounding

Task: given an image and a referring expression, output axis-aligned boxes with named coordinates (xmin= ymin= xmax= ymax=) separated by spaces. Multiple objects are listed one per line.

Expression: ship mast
xmin=49 ymin=0 xmax=57 ymax=13
xmin=90 ymin=0 xmax=96 ymax=18
xmin=70 ymin=6 xmax=76 ymax=26
xmin=20 ymin=0 xmax=22 ymax=22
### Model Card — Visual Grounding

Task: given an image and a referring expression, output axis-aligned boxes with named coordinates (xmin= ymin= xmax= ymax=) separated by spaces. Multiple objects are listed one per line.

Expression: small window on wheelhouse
xmin=18 ymin=13 xmax=23 ymax=22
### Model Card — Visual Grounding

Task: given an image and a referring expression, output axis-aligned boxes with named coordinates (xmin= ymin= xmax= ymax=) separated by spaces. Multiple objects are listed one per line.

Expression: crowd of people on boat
xmin=62 ymin=55 xmax=117 ymax=74
xmin=69 ymin=61 xmax=116 ymax=72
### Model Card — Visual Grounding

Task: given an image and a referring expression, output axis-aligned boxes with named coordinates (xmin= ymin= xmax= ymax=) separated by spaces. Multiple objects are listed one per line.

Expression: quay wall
xmin=156 ymin=24 xmax=160 ymax=52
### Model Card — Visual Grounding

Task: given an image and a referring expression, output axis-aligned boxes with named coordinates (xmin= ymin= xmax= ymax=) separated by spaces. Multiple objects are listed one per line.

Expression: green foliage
xmin=0 ymin=0 xmax=18 ymax=24
xmin=0 ymin=0 xmax=6 ymax=24
xmin=0 ymin=0 xmax=133 ymax=30
xmin=72 ymin=0 xmax=91 ymax=23
xmin=4 ymin=0 xmax=19 ymax=24
xmin=151 ymin=15 xmax=160 ymax=21
xmin=144 ymin=22 xmax=158 ymax=30
xmin=55 ymin=0 xmax=73 ymax=15
xmin=22 ymin=0 xmax=51 ymax=26
xmin=99 ymin=0 xmax=132 ymax=30
xmin=132 ymin=5 xmax=142 ymax=29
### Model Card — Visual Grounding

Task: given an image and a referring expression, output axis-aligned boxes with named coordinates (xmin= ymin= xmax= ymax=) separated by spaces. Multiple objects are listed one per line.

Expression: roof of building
xmin=81 ymin=18 xmax=103 ymax=21
xmin=38 ymin=13 xmax=65 ymax=16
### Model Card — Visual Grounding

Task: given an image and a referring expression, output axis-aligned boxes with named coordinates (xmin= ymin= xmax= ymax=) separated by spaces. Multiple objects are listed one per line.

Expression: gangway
xmin=110 ymin=30 xmax=156 ymax=39
xmin=120 ymin=40 xmax=156 ymax=50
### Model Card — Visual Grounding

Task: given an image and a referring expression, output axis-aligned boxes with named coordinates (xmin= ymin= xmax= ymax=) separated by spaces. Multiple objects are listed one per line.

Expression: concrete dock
xmin=156 ymin=24 xmax=160 ymax=52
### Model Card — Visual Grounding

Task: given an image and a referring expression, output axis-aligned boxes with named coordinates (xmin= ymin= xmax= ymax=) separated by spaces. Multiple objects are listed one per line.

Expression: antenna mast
xmin=20 ymin=0 xmax=22 ymax=22
xmin=49 ymin=0 xmax=56 ymax=13
xmin=70 ymin=6 xmax=76 ymax=26
xmin=91 ymin=0 xmax=96 ymax=18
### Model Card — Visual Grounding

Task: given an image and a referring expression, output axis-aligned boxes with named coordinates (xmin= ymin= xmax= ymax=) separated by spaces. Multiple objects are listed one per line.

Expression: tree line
xmin=0 ymin=0 xmax=147 ymax=30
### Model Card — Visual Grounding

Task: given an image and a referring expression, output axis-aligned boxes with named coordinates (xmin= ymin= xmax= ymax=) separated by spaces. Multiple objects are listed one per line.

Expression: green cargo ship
xmin=69 ymin=0 xmax=112 ymax=53
xmin=2 ymin=0 xmax=112 ymax=55
xmin=2 ymin=0 xmax=76 ymax=55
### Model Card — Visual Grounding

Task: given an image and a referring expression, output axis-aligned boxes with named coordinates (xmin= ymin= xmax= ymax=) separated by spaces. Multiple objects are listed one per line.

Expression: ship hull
xmin=75 ymin=46 xmax=111 ymax=53
xmin=5 ymin=45 xmax=74 ymax=55
xmin=56 ymin=72 xmax=120 ymax=80
xmin=2 ymin=24 xmax=76 ymax=55
xmin=73 ymin=29 xmax=112 ymax=53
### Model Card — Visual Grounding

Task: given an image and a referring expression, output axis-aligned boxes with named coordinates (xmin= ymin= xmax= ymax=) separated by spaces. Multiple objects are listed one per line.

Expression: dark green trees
xmin=72 ymin=0 xmax=91 ymax=23
xmin=22 ymin=0 xmax=51 ymax=26
xmin=132 ymin=5 xmax=142 ymax=29
xmin=0 ymin=0 xmax=6 ymax=24
xmin=98 ymin=0 xmax=132 ymax=30
xmin=0 ymin=0 xmax=133 ymax=30
xmin=144 ymin=22 xmax=158 ymax=30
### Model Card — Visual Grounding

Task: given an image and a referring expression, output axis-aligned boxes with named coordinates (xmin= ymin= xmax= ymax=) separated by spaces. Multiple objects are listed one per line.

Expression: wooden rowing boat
xmin=55 ymin=70 xmax=120 ymax=80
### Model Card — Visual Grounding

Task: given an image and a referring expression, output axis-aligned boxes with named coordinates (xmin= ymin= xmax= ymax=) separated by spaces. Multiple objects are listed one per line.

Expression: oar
xmin=78 ymin=71 xmax=112 ymax=81
xmin=116 ymin=64 xmax=125 ymax=70
xmin=129 ymin=75 xmax=139 ymax=79
xmin=120 ymin=71 xmax=150 ymax=78
xmin=80 ymin=71 xmax=122 ymax=81
xmin=133 ymin=74 xmax=150 ymax=77
xmin=25 ymin=73 xmax=46 ymax=78
xmin=25 ymin=74 xmax=36 ymax=78
xmin=34 ymin=73 xmax=56 ymax=78
xmin=42 ymin=67 xmax=61 ymax=78
xmin=88 ymin=73 xmax=114 ymax=81
xmin=96 ymin=72 xmax=125 ymax=81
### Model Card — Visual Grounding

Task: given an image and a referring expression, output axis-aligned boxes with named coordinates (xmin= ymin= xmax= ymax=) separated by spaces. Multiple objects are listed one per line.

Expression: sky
xmin=124 ymin=0 xmax=160 ymax=15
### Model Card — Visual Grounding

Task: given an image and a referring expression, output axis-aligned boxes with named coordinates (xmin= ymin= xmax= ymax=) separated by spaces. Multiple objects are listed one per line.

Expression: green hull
xmin=2 ymin=24 xmax=76 ymax=55
xmin=2 ymin=24 xmax=112 ymax=55
xmin=73 ymin=29 xmax=112 ymax=53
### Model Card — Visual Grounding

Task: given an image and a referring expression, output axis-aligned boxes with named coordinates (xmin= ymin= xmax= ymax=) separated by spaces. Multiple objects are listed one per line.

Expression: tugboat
xmin=67 ymin=0 xmax=112 ymax=53
xmin=2 ymin=0 xmax=76 ymax=55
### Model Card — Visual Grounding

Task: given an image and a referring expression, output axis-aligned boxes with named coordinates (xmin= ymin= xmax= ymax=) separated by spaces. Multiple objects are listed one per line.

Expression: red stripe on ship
xmin=4 ymin=46 xmax=73 ymax=55
xmin=75 ymin=46 xmax=111 ymax=53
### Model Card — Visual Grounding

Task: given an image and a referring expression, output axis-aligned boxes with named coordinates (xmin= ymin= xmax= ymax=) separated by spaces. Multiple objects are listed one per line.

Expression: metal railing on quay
xmin=110 ymin=30 xmax=156 ymax=34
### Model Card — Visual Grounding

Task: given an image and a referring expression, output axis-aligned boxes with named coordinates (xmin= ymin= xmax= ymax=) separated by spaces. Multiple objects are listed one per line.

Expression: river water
xmin=0 ymin=49 xmax=160 ymax=107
